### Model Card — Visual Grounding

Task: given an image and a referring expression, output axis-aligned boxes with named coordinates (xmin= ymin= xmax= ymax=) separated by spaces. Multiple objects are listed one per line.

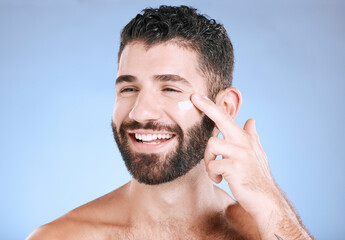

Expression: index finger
xmin=191 ymin=94 xmax=244 ymax=141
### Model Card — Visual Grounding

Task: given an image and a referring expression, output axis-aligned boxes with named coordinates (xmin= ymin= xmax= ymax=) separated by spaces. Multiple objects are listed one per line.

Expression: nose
xmin=129 ymin=91 xmax=163 ymax=123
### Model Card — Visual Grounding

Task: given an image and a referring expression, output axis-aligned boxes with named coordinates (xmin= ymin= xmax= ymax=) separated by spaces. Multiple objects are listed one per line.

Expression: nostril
xmin=128 ymin=101 xmax=163 ymax=122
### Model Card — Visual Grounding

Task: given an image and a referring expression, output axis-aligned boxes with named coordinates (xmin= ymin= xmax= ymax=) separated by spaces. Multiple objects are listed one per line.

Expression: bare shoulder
xmin=67 ymin=182 xmax=131 ymax=224
xmin=26 ymin=183 xmax=131 ymax=240
xmin=26 ymin=223 xmax=59 ymax=240
xmin=26 ymin=217 xmax=84 ymax=240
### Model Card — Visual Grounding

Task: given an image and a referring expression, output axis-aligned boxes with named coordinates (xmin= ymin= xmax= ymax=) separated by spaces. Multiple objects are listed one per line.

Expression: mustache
xmin=119 ymin=120 xmax=183 ymax=135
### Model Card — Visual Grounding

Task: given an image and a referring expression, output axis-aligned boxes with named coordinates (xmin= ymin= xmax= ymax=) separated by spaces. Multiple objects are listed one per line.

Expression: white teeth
xmin=135 ymin=133 xmax=141 ymax=140
xmin=146 ymin=134 xmax=153 ymax=141
xmin=134 ymin=133 xmax=172 ymax=141
xmin=142 ymin=141 xmax=158 ymax=145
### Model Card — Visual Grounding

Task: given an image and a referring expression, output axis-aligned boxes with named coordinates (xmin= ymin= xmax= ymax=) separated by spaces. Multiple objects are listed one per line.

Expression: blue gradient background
xmin=1 ymin=0 xmax=344 ymax=239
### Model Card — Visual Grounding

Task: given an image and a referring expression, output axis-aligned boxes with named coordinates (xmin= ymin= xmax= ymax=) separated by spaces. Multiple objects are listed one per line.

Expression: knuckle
xmin=208 ymin=136 xmax=219 ymax=146
xmin=206 ymin=160 xmax=217 ymax=172
xmin=230 ymin=158 xmax=241 ymax=171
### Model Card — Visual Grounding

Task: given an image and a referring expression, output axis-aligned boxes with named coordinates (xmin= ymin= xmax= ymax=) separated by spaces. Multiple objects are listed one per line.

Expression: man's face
xmin=112 ymin=42 xmax=214 ymax=185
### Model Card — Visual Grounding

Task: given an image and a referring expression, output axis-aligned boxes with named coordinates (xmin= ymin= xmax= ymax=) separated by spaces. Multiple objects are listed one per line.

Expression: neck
xmin=126 ymin=161 xmax=226 ymax=226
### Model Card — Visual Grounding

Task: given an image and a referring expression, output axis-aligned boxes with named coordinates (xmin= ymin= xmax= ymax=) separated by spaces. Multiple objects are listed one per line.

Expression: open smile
xmin=128 ymin=131 xmax=177 ymax=152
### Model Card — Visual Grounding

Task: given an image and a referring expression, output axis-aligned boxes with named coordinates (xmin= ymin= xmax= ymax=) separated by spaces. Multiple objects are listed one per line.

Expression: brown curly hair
xmin=117 ymin=5 xmax=234 ymax=100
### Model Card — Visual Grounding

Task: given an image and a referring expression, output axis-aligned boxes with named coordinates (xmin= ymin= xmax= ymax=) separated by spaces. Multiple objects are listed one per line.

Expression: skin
xmin=27 ymin=42 xmax=313 ymax=240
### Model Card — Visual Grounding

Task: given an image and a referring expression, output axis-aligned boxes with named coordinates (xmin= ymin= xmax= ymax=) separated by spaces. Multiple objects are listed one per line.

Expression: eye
xmin=163 ymin=88 xmax=181 ymax=93
xmin=120 ymin=87 xmax=137 ymax=93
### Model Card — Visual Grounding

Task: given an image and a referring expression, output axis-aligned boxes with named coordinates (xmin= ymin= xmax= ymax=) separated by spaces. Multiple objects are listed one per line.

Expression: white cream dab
xmin=178 ymin=100 xmax=193 ymax=110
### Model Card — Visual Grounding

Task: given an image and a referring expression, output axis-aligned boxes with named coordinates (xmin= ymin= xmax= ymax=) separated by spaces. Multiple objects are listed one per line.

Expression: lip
xmin=127 ymin=129 xmax=175 ymax=135
xmin=128 ymin=132 xmax=177 ymax=153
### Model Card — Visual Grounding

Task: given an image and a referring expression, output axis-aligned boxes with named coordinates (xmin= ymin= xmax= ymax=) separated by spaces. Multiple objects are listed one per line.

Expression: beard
xmin=111 ymin=116 xmax=214 ymax=185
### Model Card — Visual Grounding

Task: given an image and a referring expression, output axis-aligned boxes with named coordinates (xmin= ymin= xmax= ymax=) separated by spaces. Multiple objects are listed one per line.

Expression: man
xmin=27 ymin=5 xmax=314 ymax=240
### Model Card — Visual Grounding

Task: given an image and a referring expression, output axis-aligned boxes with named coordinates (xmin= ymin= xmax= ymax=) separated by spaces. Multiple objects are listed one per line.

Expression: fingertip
xmin=250 ymin=118 xmax=256 ymax=129
xmin=192 ymin=93 xmax=211 ymax=102
xmin=207 ymin=168 xmax=223 ymax=184
xmin=191 ymin=93 xmax=202 ymax=101
xmin=244 ymin=118 xmax=257 ymax=133
xmin=251 ymin=118 xmax=257 ymax=132
xmin=214 ymin=175 xmax=223 ymax=184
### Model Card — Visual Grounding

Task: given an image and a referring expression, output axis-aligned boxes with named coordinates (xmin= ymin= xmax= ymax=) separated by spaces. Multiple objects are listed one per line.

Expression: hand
xmin=191 ymin=94 xmax=277 ymax=217
xmin=191 ymin=94 xmax=312 ymax=239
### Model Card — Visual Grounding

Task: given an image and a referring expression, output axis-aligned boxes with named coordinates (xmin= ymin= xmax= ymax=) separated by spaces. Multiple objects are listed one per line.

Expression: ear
xmin=210 ymin=87 xmax=242 ymax=137
xmin=215 ymin=87 xmax=242 ymax=118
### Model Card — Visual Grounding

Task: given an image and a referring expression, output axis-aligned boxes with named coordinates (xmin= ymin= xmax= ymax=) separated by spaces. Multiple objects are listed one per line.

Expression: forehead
xmin=117 ymin=42 xmax=207 ymax=91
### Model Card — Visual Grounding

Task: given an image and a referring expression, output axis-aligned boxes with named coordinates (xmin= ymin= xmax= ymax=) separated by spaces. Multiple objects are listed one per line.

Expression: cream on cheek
xmin=178 ymin=100 xmax=193 ymax=110
xmin=160 ymin=96 xmax=201 ymax=126
xmin=114 ymin=93 xmax=201 ymax=127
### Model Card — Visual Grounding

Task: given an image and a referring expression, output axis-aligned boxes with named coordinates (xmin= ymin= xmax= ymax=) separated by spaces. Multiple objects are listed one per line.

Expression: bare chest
xmin=105 ymin=222 xmax=248 ymax=240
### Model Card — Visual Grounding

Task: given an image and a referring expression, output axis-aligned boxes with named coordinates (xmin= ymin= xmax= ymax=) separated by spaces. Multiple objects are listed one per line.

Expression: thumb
xmin=243 ymin=118 xmax=257 ymax=137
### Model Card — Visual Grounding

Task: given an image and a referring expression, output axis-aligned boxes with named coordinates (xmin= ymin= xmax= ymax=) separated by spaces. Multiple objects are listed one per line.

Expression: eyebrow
xmin=115 ymin=75 xmax=137 ymax=85
xmin=153 ymin=74 xmax=192 ymax=87
xmin=115 ymin=74 xmax=192 ymax=87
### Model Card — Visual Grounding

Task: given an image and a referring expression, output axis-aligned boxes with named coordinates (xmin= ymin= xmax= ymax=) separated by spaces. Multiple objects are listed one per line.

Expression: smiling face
xmin=112 ymin=41 xmax=214 ymax=185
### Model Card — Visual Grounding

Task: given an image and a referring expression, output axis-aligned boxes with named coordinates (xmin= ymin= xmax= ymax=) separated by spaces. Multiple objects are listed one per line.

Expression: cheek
xmin=113 ymin=98 xmax=135 ymax=125
xmin=164 ymin=98 xmax=202 ymax=127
